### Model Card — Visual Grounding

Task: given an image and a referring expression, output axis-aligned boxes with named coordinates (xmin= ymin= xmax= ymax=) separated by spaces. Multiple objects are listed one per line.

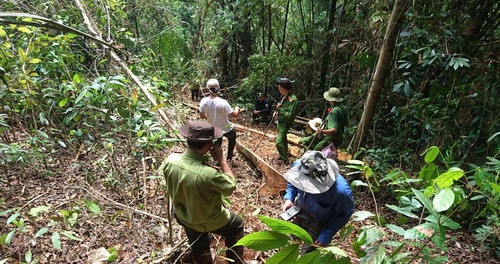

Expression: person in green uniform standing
xmin=274 ymin=77 xmax=298 ymax=164
xmin=300 ymin=87 xmax=347 ymax=152
xmin=160 ymin=121 xmax=245 ymax=263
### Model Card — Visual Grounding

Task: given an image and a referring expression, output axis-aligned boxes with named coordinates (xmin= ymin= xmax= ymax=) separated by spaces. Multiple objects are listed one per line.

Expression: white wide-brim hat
xmin=283 ymin=151 xmax=338 ymax=194
xmin=308 ymin=118 xmax=322 ymax=131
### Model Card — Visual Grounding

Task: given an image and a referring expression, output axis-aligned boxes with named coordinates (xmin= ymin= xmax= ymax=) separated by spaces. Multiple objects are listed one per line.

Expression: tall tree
xmin=351 ymin=0 xmax=409 ymax=152
xmin=318 ymin=0 xmax=337 ymax=91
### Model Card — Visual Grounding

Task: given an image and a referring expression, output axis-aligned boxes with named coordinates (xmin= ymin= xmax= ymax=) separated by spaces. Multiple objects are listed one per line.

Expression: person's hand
xmin=314 ymin=240 xmax=327 ymax=247
xmin=234 ymin=106 xmax=241 ymax=113
xmin=273 ymin=111 xmax=278 ymax=118
xmin=209 ymin=143 xmax=224 ymax=163
xmin=317 ymin=129 xmax=323 ymax=135
xmin=276 ymin=103 xmax=282 ymax=110
xmin=282 ymin=199 xmax=294 ymax=213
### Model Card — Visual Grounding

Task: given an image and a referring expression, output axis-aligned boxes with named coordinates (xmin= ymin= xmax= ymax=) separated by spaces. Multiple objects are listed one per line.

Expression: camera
xmin=280 ymin=206 xmax=300 ymax=221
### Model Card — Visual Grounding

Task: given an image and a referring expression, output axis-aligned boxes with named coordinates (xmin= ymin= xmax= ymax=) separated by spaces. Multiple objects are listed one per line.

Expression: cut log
xmin=234 ymin=124 xmax=276 ymax=139
xmin=236 ymin=142 xmax=287 ymax=196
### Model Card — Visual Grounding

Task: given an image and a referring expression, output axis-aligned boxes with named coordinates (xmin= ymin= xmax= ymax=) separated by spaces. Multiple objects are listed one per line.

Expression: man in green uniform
xmin=300 ymin=87 xmax=347 ymax=152
xmin=161 ymin=121 xmax=244 ymax=263
xmin=274 ymin=77 xmax=298 ymax=164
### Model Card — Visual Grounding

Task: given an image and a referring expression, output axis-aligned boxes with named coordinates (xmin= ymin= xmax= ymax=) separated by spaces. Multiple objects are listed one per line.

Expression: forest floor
xmin=0 ymin=96 xmax=498 ymax=264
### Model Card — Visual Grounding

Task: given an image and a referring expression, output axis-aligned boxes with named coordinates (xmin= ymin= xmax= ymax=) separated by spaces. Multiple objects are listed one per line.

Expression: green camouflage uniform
xmin=301 ymin=103 xmax=347 ymax=150
xmin=276 ymin=94 xmax=298 ymax=162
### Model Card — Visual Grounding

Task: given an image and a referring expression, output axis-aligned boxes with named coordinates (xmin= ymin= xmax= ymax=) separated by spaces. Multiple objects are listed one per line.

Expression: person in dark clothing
xmin=252 ymin=93 xmax=271 ymax=123
xmin=281 ymin=151 xmax=354 ymax=256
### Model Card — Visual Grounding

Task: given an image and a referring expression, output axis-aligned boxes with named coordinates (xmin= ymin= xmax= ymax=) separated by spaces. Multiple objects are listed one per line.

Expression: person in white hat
xmin=281 ymin=151 xmax=354 ymax=255
xmin=199 ymin=78 xmax=241 ymax=161
xmin=300 ymin=87 xmax=347 ymax=153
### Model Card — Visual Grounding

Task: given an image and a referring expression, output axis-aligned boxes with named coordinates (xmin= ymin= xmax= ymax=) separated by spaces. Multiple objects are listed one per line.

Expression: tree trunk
xmin=282 ymin=0 xmax=290 ymax=51
xmin=319 ymin=0 xmax=337 ymax=91
xmin=351 ymin=0 xmax=409 ymax=152
xmin=267 ymin=4 xmax=272 ymax=52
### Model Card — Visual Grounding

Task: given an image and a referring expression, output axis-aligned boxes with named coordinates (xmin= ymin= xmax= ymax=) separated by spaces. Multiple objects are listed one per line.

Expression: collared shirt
xmin=161 ymin=150 xmax=237 ymax=232
xmin=284 ymin=173 xmax=354 ymax=245
xmin=325 ymin=103 xmax=347 ymax=147
xmin=278 ymin=93 xmax=298 ymax=124
xmin=200 ymin=96 xmax=235 ymax=133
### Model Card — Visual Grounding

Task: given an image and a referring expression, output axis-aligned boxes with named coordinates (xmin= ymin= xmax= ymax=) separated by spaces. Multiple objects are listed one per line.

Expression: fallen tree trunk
xmin=236 ymin=141 xmax=287 ymax=196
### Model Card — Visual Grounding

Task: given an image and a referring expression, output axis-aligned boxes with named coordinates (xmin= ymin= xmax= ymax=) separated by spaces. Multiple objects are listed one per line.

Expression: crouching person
xmin=161 ymin=120 xmax=244 ymax=263
xmin=281 ymin=151 xmax=354 ymax=255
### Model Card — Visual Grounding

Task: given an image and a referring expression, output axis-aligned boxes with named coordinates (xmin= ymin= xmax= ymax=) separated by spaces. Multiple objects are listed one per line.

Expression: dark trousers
xmin=215 ymin=129 xmax=237 ymax=160
xmin=191 ymin=89 xmax=200 ymax=101
xmin=292 ymin=209 xmax=325 ymax=256
xmin=252 ymin=112 xmax=270 ymax=123
xmin=176 ymin=212 xmax=244 ymax=263
xmin=276 ymin=122 xmax=292 ymax=163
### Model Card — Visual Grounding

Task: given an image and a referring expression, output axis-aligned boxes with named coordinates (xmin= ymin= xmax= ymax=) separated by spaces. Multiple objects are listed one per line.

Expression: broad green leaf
xmin=359 ymin=227 xmax=383 ymax=246
xmin=320 ymin=252 xmax=338 ymax=264
xmin=352 ymin=211 xmax=375 ymax=221
xmin=386 ymin=224 xmax=405 ymax=236
xmin=18 ymin=47 xmax=27 ymax=62
xmin=419 ymin=163 xmax=438 ymax=181
xmin=51 ymin=232 xmax=61 ymax=250
xmin=107 ymin=247 xmax=119 ymax=261
xmin=360 ymin=245 xmax=386 ymax=264
xmin=35 ymin=227 xmax=49 ymax=238
xmin=72 ymin=73 xmax=82 ymax=84
xmin=17 ymin=27 xmax=32 ymax=33
xmin=425 ymin=215 xmax=461 ymax=229
xmin=321 ymin=246 xmax=348 ymax=257
xmin=489 ymin=182 xmax=500 ymax=193
xmin=86 ymin=202 xmax=101 ymax=214
xmin=385 ymin=205 xmax=418 ymax=218
xmin=150 ymin=103 xmax=165 ymax=112
xmin=7 ymin=213 xmax=20 ymax=224
xmin=75 ymin=89 xmax=87 ymax=104
xmin=266 ymin=244 xmax=299 ymax=264
xmin=350 ymin=180 xmax=368 ymax=187
xmin=434 ymin=167 xmax=464 ymax=189
xmin=433 ymin=189 xmax=454 ymax=212
xmin=431 ymin=231 xmax=447 ymax=252
xmin=5 ymin=230 xmax=16 ymax=245
xmin=487 ymin=131 xmax=500 ymax=142
xmin=59 ymin=98 xmax=69 ymax=107
xmin=25 ymin=250 xmax=32 ymax=263
xmin=29 ymin=206 xmax=50 ymax=217
xmin=60 ymin=231 xmax=82 ymax=241
xmin=66 ymin=212 xmax=78 ymax=227
xmin=347 ymin=160 xmax=364 ymax=165
xmin=257 ymin=215 xmax=313 ymax=244
xmin=422 ymin=146 xmax=439 ymax=163
xmin=233 ymin=231 xmax=290 ymax=251
xmin=0 ymin=28 xmax=6 ymax=37
xmin=37 ymin=130 xmax=49 ymax=139
xmin=296 ymin=250 xmax=321 ymax=264
xmin=0 ymin=208 xmax=19 ymax=217
xmin=404 ymin=228 xmax=427 ymax=240
xmin=412 ymin=188 xmax=437 ymax=216
xmin=29 ymin=58 xmax=41 ymax=64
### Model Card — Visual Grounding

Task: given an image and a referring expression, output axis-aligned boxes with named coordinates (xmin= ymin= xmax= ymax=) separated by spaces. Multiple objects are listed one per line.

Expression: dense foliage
xmin=0 ymin=0 xmax=498 ymax=263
